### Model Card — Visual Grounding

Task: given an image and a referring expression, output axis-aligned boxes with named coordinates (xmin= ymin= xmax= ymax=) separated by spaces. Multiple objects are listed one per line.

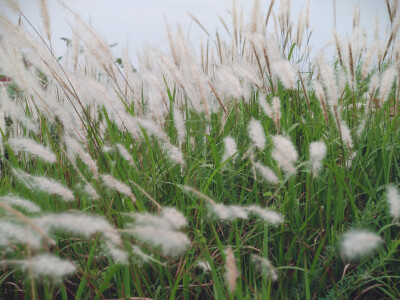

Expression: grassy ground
xmin=1 ymin=0 xmax=400 ymax=299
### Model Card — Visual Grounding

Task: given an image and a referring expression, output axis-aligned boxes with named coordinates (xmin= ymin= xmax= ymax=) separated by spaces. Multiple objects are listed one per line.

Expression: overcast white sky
xmin=5 ymin=0 xmax=389 ymax=66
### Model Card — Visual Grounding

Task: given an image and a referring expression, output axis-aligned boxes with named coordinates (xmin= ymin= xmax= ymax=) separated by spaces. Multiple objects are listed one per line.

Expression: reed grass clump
xmin=0 ymin=0 xmax=400 ymax=298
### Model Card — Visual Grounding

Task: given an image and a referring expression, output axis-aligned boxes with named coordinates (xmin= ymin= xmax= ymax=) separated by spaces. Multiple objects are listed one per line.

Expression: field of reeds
xmin=1 ymin=0 xmax=400 ymax=299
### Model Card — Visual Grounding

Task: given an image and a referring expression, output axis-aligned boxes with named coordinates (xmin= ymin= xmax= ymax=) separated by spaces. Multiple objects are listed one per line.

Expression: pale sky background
xmin=4 ymin=0 xmax=389 ymax=67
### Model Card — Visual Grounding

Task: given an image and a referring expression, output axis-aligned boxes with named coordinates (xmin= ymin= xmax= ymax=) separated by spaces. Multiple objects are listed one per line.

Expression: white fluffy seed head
xmin=387 ymin=185 xmax=400 ymax=220
xmin=380 ymin=66 xmax=397 ymax=104
xmin=209 ymin=203 xmax=283 ymax=225
xmin=272 ymin=60 xmax=297 ymax=89
xmin=173 ymin=106 xmax=186 ymax=145
xmin=253 ymin=161 xmax=279 ymax=184
xmin=339 ymin=121 xmax=353 ymax=149
xmin=251 ymin=255 xmax=278 ymax=281
xmin=0 ymin=195 xmax=41 ymax=213
xmin=222 ymin=136 xmax=238 ymax=162
xmin=341 ymin=230 xmax=382 ymax=261
xmin=20 ymin=254 xmax=76 ymax=282
xmin=271 ymin=97 xmax=281 ymax=128
xmin=128 ymin=208 xmax=190 ymax=257
xmin=248 ymin=119 xmax=266 ymax=150
xmin=309 ymin=141 xmax=327 ymax=175
xmin=225 ymin=246 xmax=238 ymax=293
xmin=36 ymin=212 xmax=127 ymax=264
xmin=258 ymin=94 xmax=273 ymax=118
xmin=0 ymin=220 xmax=43 ymax=250
xmin=8 ymin=137 xmax=56 ymax=163
xmin=271 ymin=135 xmax=298 ymax=175
xmin=100 ymin=174 xmax=136 ymax=202
xmin=12 ymin=169 xmax=75 ymax=202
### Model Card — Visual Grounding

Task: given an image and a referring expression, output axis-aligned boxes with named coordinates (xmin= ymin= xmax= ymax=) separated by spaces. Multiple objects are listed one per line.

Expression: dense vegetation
xmin=1 ymin=0 xmax=400 ymax=299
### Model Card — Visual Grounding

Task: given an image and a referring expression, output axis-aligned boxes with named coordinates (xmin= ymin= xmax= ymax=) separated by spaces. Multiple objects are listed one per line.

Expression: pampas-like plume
xmin=65 ymin=135 xmax=99 ymax=178
xmin=225 ymin=246 xmax=238 ymax=293
xmin=341 ymin=229 xmax=382 ymax=261
xmin=173 ymin=106 xmax=186 ymax=146
xmin=271 ymin=97 xmax=281 ymax=132
xmin=309 ymin=141 xmax=327 ymax=175
xmin=209 ymin=203 xmax=283 ymax=225
xmin=339 ymin=121 xmax=353 ymax=149
xmin=380 ymin=66 xmax=397 ymax=104
xmin=36 ymin=212 xmax=128 ymax=264
xmin=248 ymin=119 xmax=266 ymax=150
xmin=271 ymin=60 xmax=297 ymax=89
xmin=251 ymin=255 xmax=278 ymax=281
xmin=9 ymin=254 xmax=75 ymax=282
xmin=387 ymin=185 xmax=400 ymax=220
xmin=12 ymin=169 xmax=74 ymax=202
xmin=313 ymin=80 xmax=329 ymax=124
xmin=258 ymin=93 xmax=273 ymax=118
xmin=116 ymin=144 xmax=137 ymax=169
xmin=222 ymin=136 xmax=238 ymax=162
xmin=8 ymin=137 xmax=56 ymax=163
xmin=0 ymin=220 xmax=42 ymax=250
xmin=125 ymin=208 xmax=190 ymax=257
xmin=253 ymin=161 xmax=279 ymax=184
xmin=39 ymin=0 xmax=51 ymax=41
xmin=0 ymin=195 xmax=41 ymax=213
xmin=100 ymin=174 xmax=136 ymax=202
xmin=271 ymin=135 xmax=298 ymax=175
xmin=318 ymin=55 xmax=338 ymax=107
xmin=1 ymin=254 xmax=76 ymax=283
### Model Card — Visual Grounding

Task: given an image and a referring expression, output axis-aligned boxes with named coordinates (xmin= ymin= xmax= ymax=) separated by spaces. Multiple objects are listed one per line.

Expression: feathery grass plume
xmin=209 ymin=203 xmax=283 ymax=224
xmin=253 ymin=161 xmax=278 ymax=184
xmin=197 ymin=260 xmax=212 ymax=273
xmin=211 ymin=203 xmax=249 ymax=220
xmin=248 ymin=119 xmax=266 ymax=150
xmin=225 ymin=246 xmax=238 ymax=293
xmin=38 ymin=0 xmax=51 ymax=41
xmin=36 ymin=212 xmax=128 ymax=264
xmin=83 ymin=183 xmax=100 ymax=200
xmin=245 ymin=205 xmax=283 ymax=225
xmin=8 ymin=137 xmax=56 ymax=163
xmin=161 ymin=143 xmax=185 ymax=166
xmin=387 ymin=185 xmax=400 ymax=220
xmin=258 ymin=93 xmax=273 ymax=118
xmin=116 ymin=143 xmax=137 ymax=169
xmin=362 ymin=42 xmax=378 ymax=79
xmin=0 ymin=220 xmax=43 ymax=250
xmin=309 ymin=141 xmax=327 ymax=176
xmin=135 ymin=117 xmax=185 ymax=166
xmin=216 ymin=66 xmax=243 ymax=99
xmin=313 ymin=80 xmax=329 ymax=124
xmin=317 ymin=55 xmax=338 ymax=108
xmin=379 ymin=66 xmax=397 ymax=104
xmin=125 ymin=208 xmax=190 ymax=257
xmin=271 ymin=96 xmax=281 ymax=132
xmin=1 ymin=254 xmax=76 ymax=283
xmin=12 ymin=169 xmax=74 ymax=202
xmin=0 ymin=195 xmax=41 ymax=213
xmin=100 ymin=174 xmax=136 ymax=202
xmin=173 ymin=106 xmax=186 ymax=146
xmin=65 ymin=135 xmax=99 ymax=178
xmin=271 ymin=135 xmax=298 ymax=175
xmin=271 ymin=60 xmax=297 ymax=89
xmin=339 ymin=121 xmax=353 ymax=149
xmin=251 ymin=255 xmax=278 ymax=281
xmin=340 ymin=229 xmax=383 ymax=261
xmin=222 ymin=136 xmax=238 ymax=163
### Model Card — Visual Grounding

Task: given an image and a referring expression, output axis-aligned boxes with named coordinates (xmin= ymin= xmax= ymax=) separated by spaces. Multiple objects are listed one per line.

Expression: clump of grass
xmin=0 ymin=0 xmax=400 ymax=299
